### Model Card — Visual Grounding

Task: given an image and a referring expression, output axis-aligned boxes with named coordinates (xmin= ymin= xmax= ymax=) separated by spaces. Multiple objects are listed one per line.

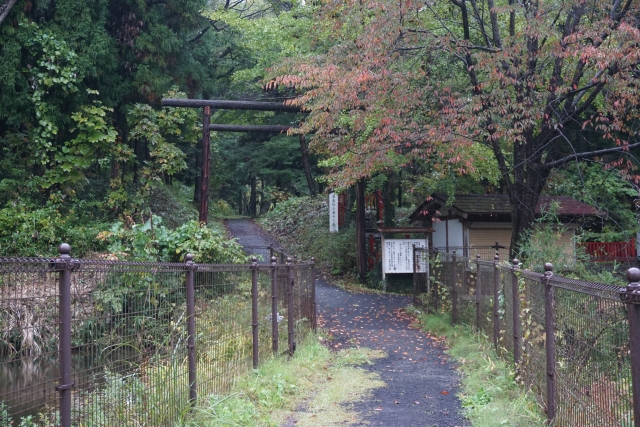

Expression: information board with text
xmin=382 ymin=239 xmax=428 ymax=277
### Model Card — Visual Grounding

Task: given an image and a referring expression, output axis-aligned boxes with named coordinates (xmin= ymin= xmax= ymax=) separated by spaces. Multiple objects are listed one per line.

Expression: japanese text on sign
xmin=382 ymin=239 xmax=427 ymax=274
xmin=329 ymin=193 xmax=339 ymax=233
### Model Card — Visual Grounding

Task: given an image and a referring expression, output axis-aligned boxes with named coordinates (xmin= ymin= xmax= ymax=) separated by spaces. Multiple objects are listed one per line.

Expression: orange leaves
xmin=268 ymin=0 xmax=640 ymax=188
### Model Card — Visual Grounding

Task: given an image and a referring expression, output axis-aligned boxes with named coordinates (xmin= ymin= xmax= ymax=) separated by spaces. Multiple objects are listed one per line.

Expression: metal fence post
xmin=311 ymin=257 xmax=317 ymax=331
xmin=460 ymin=251 xmax=466 ymax=322
xmin=268 ymin=244 xmax=273 ymax=261
xmin=512 ymin=258 xmax=522 ymax=367
xmin=493 ymin=252 xmax=500 ymax=351
xmin=543 ymin=263 xmax=556 ymax=423
xmin=286 ymin=257 xmax=295 ymax=356
xmin=623 ymin=267 xmax=640 ymax=427
xmin=271 ymin=256 xmax=279 ymax=354
xmin=413 ymin=246 xmax=418 ymax=305
xmin=434 ymin=248 xmax=439 ymax=313
xmin=56 ymin=243 xmax=73 ymax=427
xmin=452 ymin=250 xmax=458 ymax=324
xmin=184 ymin=254 xmax=197 ymax=406
xmin=251 ymin=257 xmax=259 ymax=369
xmin=475 ymin=254 xmax=481 ymax=329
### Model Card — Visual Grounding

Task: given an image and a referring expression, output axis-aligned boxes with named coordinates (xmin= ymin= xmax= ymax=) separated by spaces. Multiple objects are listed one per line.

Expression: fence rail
xmin=413 ymin=248 xmax=639 ymax=426
xmin=241 ymin=245 xmax=290 ymax=264
xmin=0 ymin=244 xmax=316 ymax=427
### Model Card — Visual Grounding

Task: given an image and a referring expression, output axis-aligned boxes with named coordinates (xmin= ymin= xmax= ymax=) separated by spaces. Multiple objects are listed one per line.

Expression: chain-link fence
xmin=413 ymin=247 xmax=637 ymax=426
xmin=0 ymin=246 xmax=316 ymax=427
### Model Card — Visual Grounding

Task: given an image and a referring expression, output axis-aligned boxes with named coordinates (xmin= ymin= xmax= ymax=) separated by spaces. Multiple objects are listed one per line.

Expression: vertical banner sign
xmin=329 ymin=193 xmax=339 ymax=233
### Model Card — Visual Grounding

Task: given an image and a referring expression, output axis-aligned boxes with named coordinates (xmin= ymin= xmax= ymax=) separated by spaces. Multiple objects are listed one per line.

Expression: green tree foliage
xmin=546 ymin=163 xmax=639 ymax=241
xmin=0 ymin=0 xmax=326 ymax=257
xmin=0 ymin=0 xmax=228 ymax=254
xmin=1 ymin=21 xmax=120 ymax=200
xmin=205 ymin=1 xmax=317 ymax=86
xmin=213 ymin=127 xmax=319 ymax=215
xmin=200 ymin=2 xmax=321 ymax=214
xmin=127 ymin=90 xmax=200 ymax=186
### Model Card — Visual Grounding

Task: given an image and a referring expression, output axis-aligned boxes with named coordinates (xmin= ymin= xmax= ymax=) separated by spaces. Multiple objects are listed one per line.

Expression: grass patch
xmin=408 ymin=308 xmax=546 ymax=427
xmin=187 ymin=333 xmax=385 ymax=426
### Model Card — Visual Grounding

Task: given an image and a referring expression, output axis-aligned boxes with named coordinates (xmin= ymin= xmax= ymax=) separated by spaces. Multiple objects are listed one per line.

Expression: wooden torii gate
xmin=162 ymin=98 xmax=369 ymax=282
xmin=161 ymin=98 xmax=303 ymax=224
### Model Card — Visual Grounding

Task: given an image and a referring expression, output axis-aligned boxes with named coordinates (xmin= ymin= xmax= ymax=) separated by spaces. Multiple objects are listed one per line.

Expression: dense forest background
xmin=1 ymin=0 xmax=640 ymax=260
xmin=0 ymin=0 xmax=321 ymax=257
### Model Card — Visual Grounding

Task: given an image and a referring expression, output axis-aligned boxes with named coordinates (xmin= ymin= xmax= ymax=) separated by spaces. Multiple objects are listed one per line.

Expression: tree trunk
xmin=397 ymin=170 xmax=402 ymax=207
xmin=250 ymin=176 xmax=257 ymax=218
xmin=260 ymin=199 xmax=271 ymax=214
xmin=299 ymin=135 xmax=317 ymax=197
xmin=508 ymin=189 xmax=538 ymax=261
xmin=507 ymin=140 xmax=551 ymax=260
xmin=356 ymin=179 xmax=367 ymax=282
xmin=383 ymin=172 xmax=396 ymax=227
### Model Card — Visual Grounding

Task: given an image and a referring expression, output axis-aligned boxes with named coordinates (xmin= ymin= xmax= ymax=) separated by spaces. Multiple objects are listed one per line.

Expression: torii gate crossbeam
xmin=161 ymin=98 xmax=304 ymax=223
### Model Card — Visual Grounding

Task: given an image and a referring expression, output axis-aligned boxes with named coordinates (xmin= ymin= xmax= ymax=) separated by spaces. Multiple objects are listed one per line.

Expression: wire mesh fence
xmin=0 ymin=258 xmax=61 ymax=425
xmin=241 ymin=245 xmax=290 ymax=264
xmin=413 ymin=247 xmax=637 ymax=426
xmin=0 ymin=247 xmax=316 ymax=427
xmin=432 ymin=246 xmax=511 ymax=262
xmin=551 ymin=275 xmax=632 ymax=426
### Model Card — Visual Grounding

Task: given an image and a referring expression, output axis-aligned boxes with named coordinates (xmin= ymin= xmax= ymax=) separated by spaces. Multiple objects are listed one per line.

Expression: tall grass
xmin=411 ymin=309 xmax=546 ymax=427
xmin=187 ymin=333 xmax=385 ymax=427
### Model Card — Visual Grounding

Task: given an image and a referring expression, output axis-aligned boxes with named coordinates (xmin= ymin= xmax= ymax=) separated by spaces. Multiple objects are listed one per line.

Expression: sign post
xmin=329 ymin=192 xmax=339 ymax=233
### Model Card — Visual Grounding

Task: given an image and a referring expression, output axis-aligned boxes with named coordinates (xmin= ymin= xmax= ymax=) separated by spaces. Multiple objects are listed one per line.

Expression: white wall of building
xmin=432 ymin=219 xmax=464 ymax=249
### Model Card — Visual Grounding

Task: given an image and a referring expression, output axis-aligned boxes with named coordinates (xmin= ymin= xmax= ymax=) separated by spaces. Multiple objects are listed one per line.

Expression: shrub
xmin=259 ymin=197 xmax=356 ymax=275
xmin=102 ymin=217 xmax=249 ymax=263
xmin=0 ymin=201 xmax=108 ymax=257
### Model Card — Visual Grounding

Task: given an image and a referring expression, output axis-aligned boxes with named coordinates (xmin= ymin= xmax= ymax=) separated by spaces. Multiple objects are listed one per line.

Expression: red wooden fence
xmin=581 ymin=239 xmax=637 ymax=261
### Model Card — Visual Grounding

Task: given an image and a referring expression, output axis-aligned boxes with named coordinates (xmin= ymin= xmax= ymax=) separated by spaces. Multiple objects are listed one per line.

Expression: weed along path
xmin=225 ymin=218 xmax=467 ymax=427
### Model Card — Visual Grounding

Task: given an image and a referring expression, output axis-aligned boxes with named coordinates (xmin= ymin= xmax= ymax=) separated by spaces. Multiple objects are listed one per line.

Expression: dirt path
xmin=226 ymin=218 xmax=468 ymax=427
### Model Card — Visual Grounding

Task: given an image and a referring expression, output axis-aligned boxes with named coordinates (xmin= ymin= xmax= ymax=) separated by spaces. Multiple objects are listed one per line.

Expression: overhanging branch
xmin=0 ymin=0 xmax=18 ymax=25
xmin=544 ymin=142 xmax=640 ymax=169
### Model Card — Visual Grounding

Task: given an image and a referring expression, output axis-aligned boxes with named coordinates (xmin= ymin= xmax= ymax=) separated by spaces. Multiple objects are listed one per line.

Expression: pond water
xmin=0 ymin=349 xmax=140 ymax=422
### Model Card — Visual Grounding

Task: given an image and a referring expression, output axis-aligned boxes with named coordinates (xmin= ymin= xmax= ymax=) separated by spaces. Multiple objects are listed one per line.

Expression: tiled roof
xmin=438 ymin=194 xmax=599 ymax=215
xmin=410 ymin=193 xmax=600 ymax=221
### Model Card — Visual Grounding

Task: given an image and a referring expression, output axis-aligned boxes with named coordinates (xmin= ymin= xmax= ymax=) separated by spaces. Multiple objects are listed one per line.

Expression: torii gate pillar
xmin=199 ymin=106 xmax=211 ymax=223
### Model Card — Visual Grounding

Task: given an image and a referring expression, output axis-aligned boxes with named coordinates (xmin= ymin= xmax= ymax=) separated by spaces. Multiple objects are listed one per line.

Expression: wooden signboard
xmin=382 ymin=238 xmax=428 ymax=279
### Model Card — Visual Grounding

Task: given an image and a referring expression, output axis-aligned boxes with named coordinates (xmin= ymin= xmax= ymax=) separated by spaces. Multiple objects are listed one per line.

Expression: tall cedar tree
xmin=274 ymin=0 xmax=640 ymax=257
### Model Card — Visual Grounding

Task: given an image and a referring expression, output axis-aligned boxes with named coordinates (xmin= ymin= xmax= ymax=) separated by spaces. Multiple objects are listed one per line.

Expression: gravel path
xmin=225 ymin=218 xmax=468 ymax=427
